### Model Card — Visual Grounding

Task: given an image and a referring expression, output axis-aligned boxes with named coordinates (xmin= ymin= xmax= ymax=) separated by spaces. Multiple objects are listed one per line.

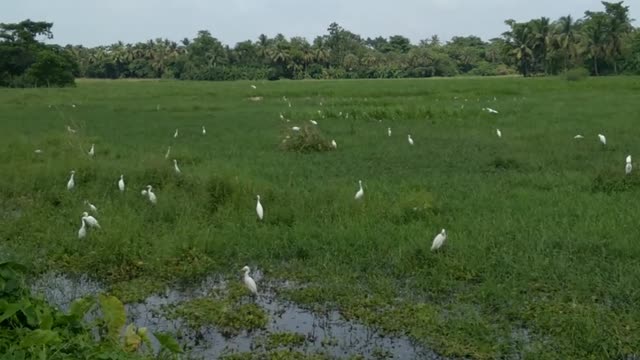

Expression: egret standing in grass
xmin=574 ymin=135 xmax=584 ymax=139
xmin=242 ymin=266 xmax=258 ymax=296
xmin=407 ymin=135 xmax=414 ymax=146
xmin=496 ymin=129 xmax=502 ymax=138
xmin=67 ymin=126 xmax=76 ymax=134
xmin=598 ymin=134 xmax=606 ymax=146
xmin=78 ymin=218 xmax=87 ymax=239
xmin=388 ymin=128 xmax=392 ymax=137
xmin=143 ymin=185 xmax=157 ymax=205
xmin=626 ymin=155 xmax=632 ymax=175
xmin=310 ymin=119 xmax=318 ymax=125
xmin=256 ymin=195 xmax=264 ymax=220
xmin=291 ymin=126 xmax=300 ymax=131
xmin=174 ymin=129 xmax=179 ymax=138
xmin=202 ymin=126 xmax=206 ymax=135
xmin=251 ymin=84 xmax=257 ymax=89
xmin=173 ymin=159 xmax=181 ymax=174
xmin=67 ymin=170 xmax=75 ymax=191
xmin=331 ymin=140 xmax=337 ymax=149
xmin=88 ymin=144 xmax=95 ymax=157
xmin=84 ymin=200 xmax=98 ymax=213
xmin=431 ymin=229 xmax=447 ymax=251
xmin=118 ymin=175 xmax=125 ymax=192
xmin=354 ymin=180 xmax=364 ymax=200
xmin=82 ymin=212 xmax=100 ymax=229
xmin=165 ymin=146 xmax=171 ymax=159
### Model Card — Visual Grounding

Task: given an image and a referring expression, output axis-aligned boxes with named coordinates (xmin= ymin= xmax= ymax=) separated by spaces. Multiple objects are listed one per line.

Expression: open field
xmin=1 ymin=77 xmax=640 ymax=359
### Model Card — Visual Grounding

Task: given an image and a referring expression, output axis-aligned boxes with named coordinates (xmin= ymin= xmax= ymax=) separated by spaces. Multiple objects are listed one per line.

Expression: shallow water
xmin=31 ymin=272 xmax=444 ymax=359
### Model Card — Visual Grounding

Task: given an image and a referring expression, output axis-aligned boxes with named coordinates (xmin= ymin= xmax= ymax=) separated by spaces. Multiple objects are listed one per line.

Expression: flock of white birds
xmin=55 ymin=85 xmax=632 ymax=297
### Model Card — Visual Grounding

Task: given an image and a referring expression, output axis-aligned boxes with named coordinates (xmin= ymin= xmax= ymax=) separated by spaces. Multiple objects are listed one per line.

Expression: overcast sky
xmin=2 ymin=0 xmax=637 ymax=47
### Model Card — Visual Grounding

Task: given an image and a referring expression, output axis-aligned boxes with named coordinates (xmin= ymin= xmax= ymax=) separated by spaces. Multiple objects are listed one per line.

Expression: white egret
xmin=242 ymin=266 xmax=258 ymax=296
xmin=173 ymin=159 xmax=181 ymax=174
xmin=144 ymin=185 xmax=157 ymax=205
xmin=408 ymin=135 xmax=414 ymax=146
xmin=66 ymin=126 xmax=76 ymax=134
xmin=174 ymin=129 xmax=179 ymax=138
xmin=88 ymin=144 xmax=95 ymax=157
xmin=354 ymin=180 xmax=364 ymax=200
xmin=165 ymin=146 xmax=171 ymax=159
xmin=291 ymin=126 xmax=300 ymax=131
xmin=310 ymin=120 xmax=318 ymax=125
xmin=67 ymin=170 xmax=76 ymax=191
xmin=574 ymin=135 xmax=584 ymax=139
xmin=82 ymin=212 xmax=100 ymax=229
xmin=34 ymin=149 xmax=43 ymax=154
xmin=118 ymin=175 xmax=125 ymax=192
xmin=388 ymin=128 xmax=392 ymax=137
xmin=598 ymin=134 xmax=606 ymax=146
xmin=288 ymin=102 xmax=292 ymax=108
xmin=251 ymin=85 xmax=257 ymax=89
xmin=331 ymin=140 xmax=337 ymax=149
xmin=280 ymin=113 xmax=285 ymax=120
xmin=84 ymin=200 xmax=98 ymax=213
xmin=431 ymin=229 xmax=447 ymax=251
xmin=626 ymin=155 xmax=632 ymax=164
xmin=256 ymin=195 xmax=264 ymax=220
xmin=78 ymin=218 xmax=87 ymax=239
xmin=202 ymin=126 xmax=206 ymax=135
xmin=626 ymin=162 xmax=633 ymax=175
xmin=496 ymin=129 xmax=502 ymax=138
xmin=485 ymin=108 xmax=499 ymax=114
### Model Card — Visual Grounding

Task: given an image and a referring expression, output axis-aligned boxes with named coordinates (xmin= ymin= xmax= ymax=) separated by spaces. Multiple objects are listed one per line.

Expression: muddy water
xmin=31 ymin=272 xmax=444 ymax=359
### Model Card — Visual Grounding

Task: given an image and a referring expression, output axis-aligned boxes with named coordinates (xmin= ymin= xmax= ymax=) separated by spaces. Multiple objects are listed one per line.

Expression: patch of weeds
xmin=490 ymin=157 xmax=521 ymax=171
xmin=266 ymin=332 xmax=306 ymax=350
xmin=205 ymin=175 xmax=235 ymax=214
xmin=591 ymin=171 xmax=640 ymax=193
xmin=280 ymin=126 xmax=333 ymax=153
xmin=389 ymin=190 xmax=437 ymax=224
xmin=169 ymin=297 xmax=267 ymax=336
xmin=110 ymin=277 xmax=165 ymax=303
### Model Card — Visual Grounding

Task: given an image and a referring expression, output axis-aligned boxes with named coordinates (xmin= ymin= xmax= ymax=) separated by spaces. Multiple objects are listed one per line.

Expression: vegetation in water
xmin=0 ymin=261 xmax=182 ymax=359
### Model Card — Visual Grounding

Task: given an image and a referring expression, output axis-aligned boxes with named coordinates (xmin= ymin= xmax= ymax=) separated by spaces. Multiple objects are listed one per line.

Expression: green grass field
xmin=1 ymin=77 xmax=640 ymax=359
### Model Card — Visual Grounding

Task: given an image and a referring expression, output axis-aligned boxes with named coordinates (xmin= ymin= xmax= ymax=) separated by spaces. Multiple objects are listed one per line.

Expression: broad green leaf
xmin=98 ymin=294 xmax=126 ymax=342
xmin=0 ymin=302 xmax=24 ymax=323
xmin=123 ymin=323 xmax=141 ymax=352
xmin=69 ymin=296 xmax=95 ymax=320
xmin=138 ymin=327 xmax=152 ymax=347
xmin=19 ymin=329 xmax=60 ymax=347
xmin=153 ymin=332 xmax=183 ymax=354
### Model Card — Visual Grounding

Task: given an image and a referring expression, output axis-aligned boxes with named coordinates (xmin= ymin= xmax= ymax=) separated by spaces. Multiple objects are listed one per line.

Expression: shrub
xmin=280 ymin=125 xmax=334 ymax=153
xmin=565 ymin=68 xmax=590 ymax=81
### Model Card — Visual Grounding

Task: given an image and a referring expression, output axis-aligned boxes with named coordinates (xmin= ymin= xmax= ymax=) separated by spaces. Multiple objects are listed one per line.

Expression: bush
xmin=25 ymin=49 xmax=76 ymax=87
xmin=280 ymin=125 xmax=334 ymax=153
xmin=565 ymin=68 xmax=590 ymax=81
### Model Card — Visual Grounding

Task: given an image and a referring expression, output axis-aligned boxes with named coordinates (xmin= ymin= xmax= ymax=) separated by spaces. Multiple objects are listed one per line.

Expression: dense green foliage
xmin=0 ymin=262 xmax=181 ymax=359
xmin=61 ymin=1 xmax=639 ymax=80
xmin=0 ymin=20 xmax=77 ymax=87
xmin=0 ymin=77 xmax=639 ymax=358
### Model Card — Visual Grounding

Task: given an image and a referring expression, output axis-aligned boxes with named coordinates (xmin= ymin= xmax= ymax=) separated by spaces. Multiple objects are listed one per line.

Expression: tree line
xmin=1 ymin=1 xmax=638 ymax=87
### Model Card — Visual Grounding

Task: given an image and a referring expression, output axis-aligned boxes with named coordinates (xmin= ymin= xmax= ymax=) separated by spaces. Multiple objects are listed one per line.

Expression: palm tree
xmin=504 ymin=20 xmax=535 ymax=76
xmin=556 ymin=15 xmax=580 ymax=71
xmin=583 ymin=12 xmax=609 ymax=76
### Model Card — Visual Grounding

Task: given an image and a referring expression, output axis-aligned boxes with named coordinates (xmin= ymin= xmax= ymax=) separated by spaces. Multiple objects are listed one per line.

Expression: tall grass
xmin=0 ymin=77 xmax=639 ymax=358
